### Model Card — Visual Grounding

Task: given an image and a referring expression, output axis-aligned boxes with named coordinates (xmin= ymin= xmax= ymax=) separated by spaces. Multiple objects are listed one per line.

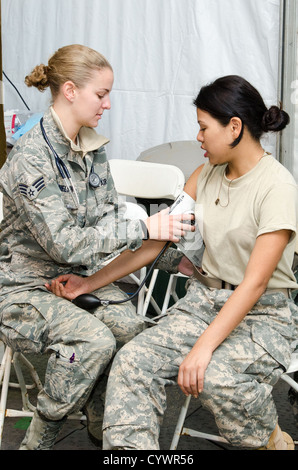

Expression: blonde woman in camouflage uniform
xmin=52 ymin=76 xmax=298 ymax=450
xmin=0 ymin=44 xmax=193 ymax=450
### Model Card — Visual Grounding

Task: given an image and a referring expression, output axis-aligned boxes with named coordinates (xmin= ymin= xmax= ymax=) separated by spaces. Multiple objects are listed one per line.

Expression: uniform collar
xmin=50 ymin=107 xmax=109 ymax=156
xmin=40 ymin=108 xmax=109 ymax=161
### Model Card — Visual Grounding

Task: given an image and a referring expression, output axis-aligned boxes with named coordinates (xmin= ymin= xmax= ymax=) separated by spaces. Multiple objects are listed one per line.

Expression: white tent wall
xmin=1 ymin=0 xmax=294 ymax=170
xmin=294 ymin=12 xmax=298 ymax=181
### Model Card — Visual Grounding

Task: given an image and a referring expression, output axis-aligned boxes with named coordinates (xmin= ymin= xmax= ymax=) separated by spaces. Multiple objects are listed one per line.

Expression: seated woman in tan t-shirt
xmin=48 ymin=75 xmax=298 ymax=451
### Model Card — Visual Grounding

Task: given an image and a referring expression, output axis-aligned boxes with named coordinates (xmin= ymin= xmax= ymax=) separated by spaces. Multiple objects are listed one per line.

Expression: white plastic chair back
xmin=137 ymin=140 xmax=206 ymax=180
xmin=109 ymin=159 xmax=185 ymax=200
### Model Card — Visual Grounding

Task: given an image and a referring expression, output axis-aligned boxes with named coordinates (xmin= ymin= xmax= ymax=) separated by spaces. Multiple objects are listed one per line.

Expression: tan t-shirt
xmin=195 ymin=155 xmax=298 ymax=289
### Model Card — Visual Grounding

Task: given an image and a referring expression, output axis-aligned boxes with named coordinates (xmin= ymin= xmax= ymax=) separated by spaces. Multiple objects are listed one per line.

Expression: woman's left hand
xmin=177 ymin=343 xmax=212 ymax=398
xmin=178 ymin=256 xmax=194 ymax=276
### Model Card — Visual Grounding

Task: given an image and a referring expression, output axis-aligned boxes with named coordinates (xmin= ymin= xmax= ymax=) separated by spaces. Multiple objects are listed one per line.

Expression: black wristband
xmin=139 ymin=219 xmax=149 ymax=240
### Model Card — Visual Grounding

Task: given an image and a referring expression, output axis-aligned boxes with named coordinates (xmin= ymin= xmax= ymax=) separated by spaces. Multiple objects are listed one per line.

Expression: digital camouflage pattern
xmin=103 ymin=278 xmax=298 ymax=450
xmin=0 ymin=108 xmax=143 ymax=302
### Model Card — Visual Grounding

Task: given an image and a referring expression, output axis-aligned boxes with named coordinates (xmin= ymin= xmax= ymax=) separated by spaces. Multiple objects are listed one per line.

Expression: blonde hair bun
xmin=25 ymin=64 xmax=49 ymax=92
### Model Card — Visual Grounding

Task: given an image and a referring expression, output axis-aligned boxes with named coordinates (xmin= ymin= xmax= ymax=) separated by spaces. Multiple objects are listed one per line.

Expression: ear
xmin=61 ymin=81 xmax=76 ymax=103
xmin=230 ymin=117 xmax=242 ymax=138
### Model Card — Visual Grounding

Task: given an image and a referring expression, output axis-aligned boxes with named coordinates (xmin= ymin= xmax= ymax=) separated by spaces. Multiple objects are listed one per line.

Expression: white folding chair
xmin=109 ymin=159 xmax=185 ymax=316
xmin=0 ymin=347 xmax=43 ymax=420
xmin=170 ymin=350 xmax=298 ymax=450
xmin=109 ymin=158 xmax=185 ymax=201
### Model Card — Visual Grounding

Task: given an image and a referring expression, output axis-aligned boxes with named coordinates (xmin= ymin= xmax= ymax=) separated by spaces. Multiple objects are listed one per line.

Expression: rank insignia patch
xmin=19 ymin=176 xmax=46 ymax=200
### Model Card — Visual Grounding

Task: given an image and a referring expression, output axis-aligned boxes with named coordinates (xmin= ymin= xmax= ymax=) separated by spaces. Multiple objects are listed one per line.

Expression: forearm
xmin=154 ymin=247 xmax=184 ymax=273
xmin=86 ymin=240 xmax=168 ymax=292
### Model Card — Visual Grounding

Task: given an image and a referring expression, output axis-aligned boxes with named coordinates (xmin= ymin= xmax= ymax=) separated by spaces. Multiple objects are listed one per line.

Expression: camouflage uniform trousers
xmin=103 ymin=278 xmax=297 ymax=449
xmin=0 ymin=283 xmax=145 ymax=421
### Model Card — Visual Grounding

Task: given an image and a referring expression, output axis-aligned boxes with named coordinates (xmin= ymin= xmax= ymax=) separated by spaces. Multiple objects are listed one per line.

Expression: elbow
xmin=240 ymin=275 xmax=270 ymax=300
xmin=255 ymin=280 xmax=269 ymax=298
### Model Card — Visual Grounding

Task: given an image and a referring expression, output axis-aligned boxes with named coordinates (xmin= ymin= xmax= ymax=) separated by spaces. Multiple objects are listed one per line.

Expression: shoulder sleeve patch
xmin=19 ymin=176 xmax=46 ymax=200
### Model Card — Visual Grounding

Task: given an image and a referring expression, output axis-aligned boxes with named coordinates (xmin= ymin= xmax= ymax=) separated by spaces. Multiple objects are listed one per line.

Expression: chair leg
xmin=135 ymin=267 xmax=146 ymax=315
xmin=170 ymin=394 xmax=230 ymax=450
xmin=161 ymin=274 xmax=180 ymax=315
xmin=0 ymin=346 xmax=13 ymax=448
xmin=281 ymin=373 xmax=298 ymax=392
xmin=0 ymin=343 xmax=8 ymax=385
xmin=0 ymin=346 xmax=45 ymax=449
xmin=142 ymin=269 xmax=161 ymax=317
xmin=170 ymin=395 xmax=191 ymax=450
xmin=12 ymin=352 xmax=43 ymax=412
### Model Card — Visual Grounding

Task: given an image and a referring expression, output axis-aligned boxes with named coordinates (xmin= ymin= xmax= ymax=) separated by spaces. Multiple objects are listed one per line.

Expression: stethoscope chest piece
xmin=89 ymin=170 xmax=101 ymax=188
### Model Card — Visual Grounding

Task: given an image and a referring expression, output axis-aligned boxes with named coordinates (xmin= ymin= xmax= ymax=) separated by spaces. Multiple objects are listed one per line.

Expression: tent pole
xmin=0 ymin=0 xmax=6 ymax=168
xmin=278 ymin=0 xmax=297 ymax=172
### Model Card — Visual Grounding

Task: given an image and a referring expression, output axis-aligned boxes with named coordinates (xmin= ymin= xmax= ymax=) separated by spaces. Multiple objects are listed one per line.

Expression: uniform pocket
xmin=0 ymin=301 xmax=48 ymax=353
xmin=250 ymin=322 xmax=292 ymax=371
xmin=42 ymin=352 xmax=83 ymax=409
xmin=0 ymin=290 xmax=59 ymax=352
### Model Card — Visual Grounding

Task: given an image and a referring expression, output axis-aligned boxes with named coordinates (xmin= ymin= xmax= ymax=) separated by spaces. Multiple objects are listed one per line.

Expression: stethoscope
xmin=40 ymin=118 xmax=102 ymax=210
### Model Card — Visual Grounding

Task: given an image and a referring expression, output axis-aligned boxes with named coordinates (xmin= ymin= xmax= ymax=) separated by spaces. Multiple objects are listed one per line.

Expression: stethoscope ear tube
xmin=72 ymin=241 xmax=171 ymax=311
xmin=40 ymin=117 xmax=80 ymax=209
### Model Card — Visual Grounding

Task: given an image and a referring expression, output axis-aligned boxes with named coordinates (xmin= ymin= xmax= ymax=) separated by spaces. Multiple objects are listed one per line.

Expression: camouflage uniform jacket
xmin=0 ymin=108 xmax=144 ymax=302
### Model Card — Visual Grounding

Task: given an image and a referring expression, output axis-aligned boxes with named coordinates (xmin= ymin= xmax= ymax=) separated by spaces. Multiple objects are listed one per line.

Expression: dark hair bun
xmin=262 ymin=106 xmax=290 ymax=133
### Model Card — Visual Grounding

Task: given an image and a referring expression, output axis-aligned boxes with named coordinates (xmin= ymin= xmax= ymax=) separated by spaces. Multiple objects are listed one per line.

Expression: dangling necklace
xmin=215 ymin=172 xmax=235 ymax=207
xmin=214 ymin=150 xmax=270 ymax=207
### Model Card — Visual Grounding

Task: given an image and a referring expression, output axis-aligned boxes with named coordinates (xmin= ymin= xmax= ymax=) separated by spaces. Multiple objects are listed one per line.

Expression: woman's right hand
xmin=45 ymin=274 xmax=89 ymax=300
xmin=146 ymin=208 xmax=195 ymax=242
xmin=178 ymin=342 xmax=213 ymax=398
